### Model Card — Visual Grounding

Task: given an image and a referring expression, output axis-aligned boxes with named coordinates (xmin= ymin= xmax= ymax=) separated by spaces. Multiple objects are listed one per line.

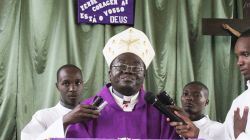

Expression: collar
xmin=112 ymin=88 xmax=139 ymax=102
xmin=193 ymin=115 xmax=209 ymax=126
xmin=109 ymin=86 xmax=139 ymax=112
xmin=95 ymin=83 xmax=146 ymax=110
xmin=57 ymin=102 xmax=73 ymax=114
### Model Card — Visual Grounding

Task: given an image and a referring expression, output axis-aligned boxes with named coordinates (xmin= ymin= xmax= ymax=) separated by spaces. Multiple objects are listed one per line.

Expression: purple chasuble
xmin=66 ymin=83 xmax=180 ymax=139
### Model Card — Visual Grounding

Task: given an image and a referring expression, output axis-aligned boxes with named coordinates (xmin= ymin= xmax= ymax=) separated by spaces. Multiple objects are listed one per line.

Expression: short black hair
xmin=183 ymin=81 xmax=209 ymax=97
xmin=239 ymin=29 xmax=250 ymax=38
xmin=56 ymin=64 xmax=82 ymax=82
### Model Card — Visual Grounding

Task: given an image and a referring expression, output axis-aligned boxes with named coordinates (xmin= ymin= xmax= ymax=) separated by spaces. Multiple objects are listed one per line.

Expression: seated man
xmin=65 ymin=28 xmax=180 ymax=139
xmin=169 ymin=81 xmax=225 ymax=140
xmin=21 ymin=64 xmax=99 ymax=140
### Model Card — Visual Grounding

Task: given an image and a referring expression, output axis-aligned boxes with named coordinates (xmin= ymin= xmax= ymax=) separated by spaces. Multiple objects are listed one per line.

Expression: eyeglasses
xmin=111 ymin=63 xmax=144 ymax=73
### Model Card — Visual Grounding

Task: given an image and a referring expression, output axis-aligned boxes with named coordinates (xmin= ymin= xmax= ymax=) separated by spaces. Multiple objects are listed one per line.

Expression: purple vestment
xmin=66 ymin=83 xmax=180 ymax=139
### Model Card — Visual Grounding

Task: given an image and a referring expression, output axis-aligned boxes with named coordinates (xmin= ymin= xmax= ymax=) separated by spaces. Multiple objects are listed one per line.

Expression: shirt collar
xmin=193 ymin=115 xmax=209 ymax=126
xmin=109 ymin=86 xmax=139 ymax=112
xmin=247 ymin=80 xmax=250 ymax=88
xmin=57 ymin=102 xmax=72 ymax=114
xmin=111 ymin=87 xmax=139 ymax=102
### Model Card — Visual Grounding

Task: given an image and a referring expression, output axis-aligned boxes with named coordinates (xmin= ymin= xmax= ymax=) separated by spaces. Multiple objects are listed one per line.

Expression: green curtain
xmin=0 ymin=0 xmax=245 ymax=140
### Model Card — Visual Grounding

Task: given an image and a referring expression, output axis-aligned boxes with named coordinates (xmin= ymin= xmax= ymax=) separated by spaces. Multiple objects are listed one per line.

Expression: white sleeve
xmin=236 ymin=132 xmax=250 ymax=140
xmin=224 ymin=101 xmax=237 ymax=140
xmin=21 ymin=114 xmax=46 ymax=140
xmin=36 ymin=117 xmax=65 ymax=140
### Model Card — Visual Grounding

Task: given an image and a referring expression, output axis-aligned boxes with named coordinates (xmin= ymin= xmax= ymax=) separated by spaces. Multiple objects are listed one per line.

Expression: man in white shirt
xmin=177 ymin=81 xmax=224 ymax=140
xmin=223 ymin=29 xmax=250 ymax=140
xmin=21 ymin=64 xmax=99 ymax=140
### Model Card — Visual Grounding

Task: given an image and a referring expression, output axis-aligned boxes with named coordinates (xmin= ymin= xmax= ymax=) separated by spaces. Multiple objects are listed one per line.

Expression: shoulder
xmin=30 ymin=104 xmax=65 ymax=127
xmin=234 ymin=90 xmax=248 ymax=101
xmin=34 ymin=106 xmax=56 ymax=115
xmin=32 ymin=105 xmax=58 ymax=120
xmin=194 ymin=116 xmax=222 ymax=129
xmin=230 ymin=89 xmax=249 ymax=109
xmin=207 ymin=118 xmax=223 ymax=127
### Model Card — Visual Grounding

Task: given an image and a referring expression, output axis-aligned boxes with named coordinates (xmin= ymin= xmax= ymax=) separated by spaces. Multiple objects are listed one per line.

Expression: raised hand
xmin=63 ymin=104 xmax=100 ymax=129
xmin=222 ymin=23 xmax=241 ymax=37
xmin=234 ymin=106 xmax=249 ymax=138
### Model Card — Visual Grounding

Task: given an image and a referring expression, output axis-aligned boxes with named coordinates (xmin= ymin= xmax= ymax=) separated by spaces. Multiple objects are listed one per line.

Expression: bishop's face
xmin=235 ymin=37 xmax=250 ymax=80
xmin=109 ymin=53 xmax=145 ymax=96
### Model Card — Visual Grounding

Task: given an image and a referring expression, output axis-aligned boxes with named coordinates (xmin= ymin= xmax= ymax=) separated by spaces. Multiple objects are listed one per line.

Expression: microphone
xmin=92 ymin=96 xmax=104 ymax=107
xmin=145 ymin=92 xmax=186 ymax=124
xmin=92 ymin=96 xmax=108 ymax=111
xmin=157 ymin=91 xmax=175 ymax=106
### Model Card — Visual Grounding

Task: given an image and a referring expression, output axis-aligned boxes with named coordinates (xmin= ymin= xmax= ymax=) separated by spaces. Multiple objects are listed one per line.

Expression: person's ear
xmin=205 ymin=99 xmax=209 ymax=106
xmin=108 ymin=70 xmax=111 ymax=80
xmin=143 ymin=69 xmax=146 ymax=77
xmin=56 ymin=82 xmax=59 ymax=90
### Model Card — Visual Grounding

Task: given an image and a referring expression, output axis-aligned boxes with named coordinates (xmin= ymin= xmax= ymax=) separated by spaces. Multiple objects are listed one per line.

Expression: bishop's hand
xmin=63 ymin=104 xmax=100 ymax=130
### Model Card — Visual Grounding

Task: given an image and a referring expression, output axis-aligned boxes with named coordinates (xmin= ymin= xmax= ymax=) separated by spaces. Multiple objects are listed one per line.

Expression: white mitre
xmin=103 ymin=27 xmax=155 ymax=69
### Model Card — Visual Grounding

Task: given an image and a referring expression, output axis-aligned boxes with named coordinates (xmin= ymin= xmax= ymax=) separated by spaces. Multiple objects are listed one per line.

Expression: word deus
xmin=110 ymin=16 xmax=127 ymax=23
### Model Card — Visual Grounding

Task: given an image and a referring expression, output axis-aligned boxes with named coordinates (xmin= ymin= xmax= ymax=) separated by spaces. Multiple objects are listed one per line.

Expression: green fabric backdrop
xmin=0 ymin=0 xmax=246 ymax=140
